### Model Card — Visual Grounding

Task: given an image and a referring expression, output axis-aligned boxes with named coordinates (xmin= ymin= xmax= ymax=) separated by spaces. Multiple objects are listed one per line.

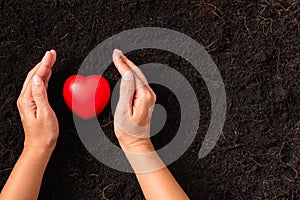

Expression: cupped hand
xmin=113 ymin=49 xmax=156 ymax=153
xmin=17 ymin=50 xmax=59 ymax=152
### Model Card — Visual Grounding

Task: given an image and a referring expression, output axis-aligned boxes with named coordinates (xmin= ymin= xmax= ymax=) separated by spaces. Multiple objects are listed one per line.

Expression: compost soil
xmin=0 ymin=1 xmax=299 ymax=199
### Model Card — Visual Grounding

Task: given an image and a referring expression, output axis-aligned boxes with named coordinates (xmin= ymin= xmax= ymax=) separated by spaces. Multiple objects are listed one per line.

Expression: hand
xmin=17 ymin=50 xmax=59 ymax=152
xmin=112 ymin=50 xmax=189 ymax=200
xmin=113 ymin=49 xmax=156 ymax=153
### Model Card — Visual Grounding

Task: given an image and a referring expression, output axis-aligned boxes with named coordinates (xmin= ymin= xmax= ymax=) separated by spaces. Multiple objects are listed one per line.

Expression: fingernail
xmin=33 ymin=75 xmax=42 ymax=85
xmin=112 ymin=49 xmax=123 ymax=61
xmin=49 ymin=49 xmax=56 ymax=55
xmin=123 ymin=71 xmax=133 ymax=81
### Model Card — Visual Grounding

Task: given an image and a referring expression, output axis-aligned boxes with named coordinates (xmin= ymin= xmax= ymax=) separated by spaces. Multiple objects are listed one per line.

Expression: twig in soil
xmin=283 ymin=175 xmax=293 ymax=183
xmin=51 ymin=22 xmax=59 ymax=35
xmin=101 ymin=185 xmax=111 ymax=200
xmin=101 ymin=120 xmax=113 ymax=128
xmin=60 ymin=33 xmax=69 ymax=40
xmin=245 ymin=50 xmax=264 ymax=64
xmin=257 ymin=16 xmax=274 ymax=33
xmin=0 ymin=168 xmax=12 ymax=174
xmin=89 ymin=173 xmax=98 ymax=177
xmin=286 ymin=163 xmax=299 ymax=178
xmin=243 ymin=17 xmax=251 ymax=33
xmin=201 ymin=2 xmax=224 ymax=21
xmin=221 ymin=144 xmax=244 ymax=152
xmin=204 ymin=39 xmax=219 ymax=52
xmin=275 ymin=142 xmax=285 ymax=159
xmin=68 ymin=12 xmax=83 ymax=27
xmin=249 ymin=157 xmax=263 ymax=167
xmin=294 ymin=120 xmax=300 ymax=136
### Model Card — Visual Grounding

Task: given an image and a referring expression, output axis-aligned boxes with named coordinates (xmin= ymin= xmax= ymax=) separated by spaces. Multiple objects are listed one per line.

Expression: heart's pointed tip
xmin=80 ymin=116 xmax=97 ymax=120
xmin=73 ymin=111 xmax=98 ymax=120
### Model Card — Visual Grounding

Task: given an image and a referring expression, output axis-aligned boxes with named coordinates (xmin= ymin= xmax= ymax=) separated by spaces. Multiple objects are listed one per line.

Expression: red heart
xmin=63 ymin=75 xmax=110 ymax=119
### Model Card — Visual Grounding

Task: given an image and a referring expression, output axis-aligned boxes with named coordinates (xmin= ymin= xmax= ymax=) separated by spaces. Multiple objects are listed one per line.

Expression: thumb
xmin=32 ymin=75 xmax=49 ymax=112
xmin=115 ymin=70 xmax=150 ymax=138
xmin=119 ymin=71 xmax=135 ymax=113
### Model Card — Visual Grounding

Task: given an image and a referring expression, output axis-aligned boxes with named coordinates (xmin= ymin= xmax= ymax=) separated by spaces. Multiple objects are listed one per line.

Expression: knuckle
xmin=152 ymin=92 xmax=157 ymax=103
xmin=33 ymin=88 xmax=46 ymax=98
xmin=42 ymin=118 xmax=53 ymax=127
xmin=140 ymin=89 xmax=148 ymax=98
xmin=42 ymin=59 xmax=52 ymax=69
xmin=17 ymin=98 xmax=21 ymax=108
xmin=19 ymin=114 xmax=26 ymax=123
xmin=21 ymin=98 xmax=30 ymax=106
xmin=144 ymin=90 xmax=153 ymax=101
xmin=42 ymin=109 xmax=52 ymax=119
xmin=40 ymin=75 xmax=48 ymax=82
xmin=124 ymin=88 xmax=134 ymax=95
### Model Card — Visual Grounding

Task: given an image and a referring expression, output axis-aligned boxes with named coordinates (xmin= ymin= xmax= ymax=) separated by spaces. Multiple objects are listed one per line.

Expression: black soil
xmin=1 ymin=1 xmax=299 ymax=199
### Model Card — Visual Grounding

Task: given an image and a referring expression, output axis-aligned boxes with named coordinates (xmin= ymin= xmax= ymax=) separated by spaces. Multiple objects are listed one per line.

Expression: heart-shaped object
xmin=63 ymin=75 xmax=110 ymax=119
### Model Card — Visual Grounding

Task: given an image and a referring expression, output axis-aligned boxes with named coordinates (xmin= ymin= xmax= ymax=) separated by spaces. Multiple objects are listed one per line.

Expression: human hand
xmin=17 ymin=50 xmax=59 ymax=152
xmin=112 ymin=50 xmax=188 ymax=200
xmin=113 ymin=49 xmax=156 ymax=153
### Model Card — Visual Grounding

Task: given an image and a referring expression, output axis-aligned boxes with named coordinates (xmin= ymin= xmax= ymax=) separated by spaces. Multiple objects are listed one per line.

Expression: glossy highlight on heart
xmin=63 ymin=75 xmax=110 ymax=119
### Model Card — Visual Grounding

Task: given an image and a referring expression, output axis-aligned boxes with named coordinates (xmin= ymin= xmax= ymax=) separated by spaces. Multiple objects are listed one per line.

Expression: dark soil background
xmin=1 ymin=0 xmax=299 ymax=199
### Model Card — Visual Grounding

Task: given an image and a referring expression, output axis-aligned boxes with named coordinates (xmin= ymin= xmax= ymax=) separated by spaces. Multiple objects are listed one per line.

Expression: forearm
xmin=0 ymin=147 xmax=52 ymax=200
xmin=136 ymin=166 xmax=189 ymax=200
xmin=123 ymin=144 xmax=189 ymax=200
xmin=113 ymin=51 xmax=188 ymax=199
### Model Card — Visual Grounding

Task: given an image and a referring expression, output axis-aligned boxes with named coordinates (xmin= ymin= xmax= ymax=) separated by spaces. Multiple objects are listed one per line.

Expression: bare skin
xmin=0 ymin=49 xmax=189 ymax=200
xmin=0 ymin=50 xmax=58 ymax=200
xmin=112 ymin=49 xmax=189 ymax=200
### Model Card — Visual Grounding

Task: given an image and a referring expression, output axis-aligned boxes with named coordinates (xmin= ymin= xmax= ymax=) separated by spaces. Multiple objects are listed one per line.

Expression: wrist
xmin=23 ymin=144 xmax=55 ymax=157
xmin=122 ymin=146 xmax=165 ymax=173
xmin=119 ymin=139 xmax=155 ymax=153
xmin=21 ymin=147 xmax=53 ymax=164
xmin=24 ymin=138 xmax=57 ymax=153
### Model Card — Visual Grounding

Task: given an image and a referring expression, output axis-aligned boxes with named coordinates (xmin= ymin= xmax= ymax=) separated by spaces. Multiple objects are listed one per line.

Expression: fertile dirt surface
xmin=0 ymin=1 xmax=299 ymax=199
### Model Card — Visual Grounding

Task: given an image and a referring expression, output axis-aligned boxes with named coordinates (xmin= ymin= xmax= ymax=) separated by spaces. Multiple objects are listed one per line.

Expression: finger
xmin=31 ymin=75 xmax=50 ymax=117
xmin=118 ymin=71 xmax=135 ymax=114
xmin=115 ymin=70 xmax=150 ymax=137
xmin=48 ymin=50 xmax=56 ymax=73
xmin=20 ymin=62 xmax=41 ymax=96
xmin=35 ymin=50 xmax=56 ymax=84
xmin=112 ymin=49 xmax=151 ymax=104
xmin=113 ymin=49 xmax=150 ymax=91
xmin=120 ymin=54 xmax=149 ymax=84
xmin=119 ymin=50 xmax=151 ymax=90
xmin=45 ymin=69 xmax=52 ymax=88
xmin=114 ymin=70 xmax=134 ymax=131
xmin=22 ymin=50 xmax=56 ymax=99
xmin=45 ymin=50 xmax=56 ymax=83
xmin=112 ymin=49 xmax=132 ymax=76
xmin=132 ymin=90 xmax=155 ymax=121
